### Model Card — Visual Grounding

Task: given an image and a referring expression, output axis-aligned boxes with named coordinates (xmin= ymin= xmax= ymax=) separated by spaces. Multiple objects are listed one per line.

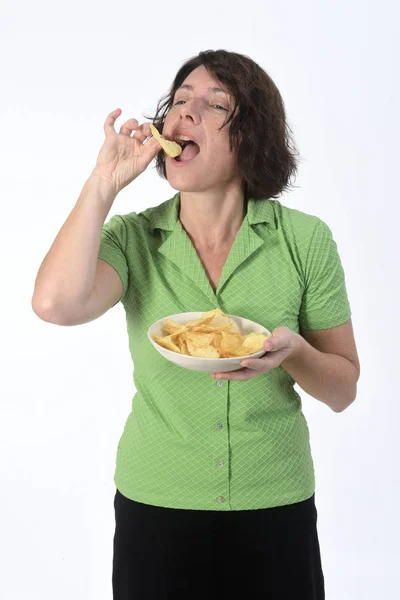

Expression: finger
xmin=242 ymin=347 xmax=288 ymax=371
xmin=264 ymin=338 xmax=275 ymax=351
xmin=119 ymin=118 xmax=139 ymax=136
xmin=132 ymin=122 xmax=153 ymax=143
xmin=210 ymin=368 xmax=257 ymax=381
xmin=240 ymin=359 xmax=268 ymax=371
xmin=104 ymin=108 xmax=122 ymax=136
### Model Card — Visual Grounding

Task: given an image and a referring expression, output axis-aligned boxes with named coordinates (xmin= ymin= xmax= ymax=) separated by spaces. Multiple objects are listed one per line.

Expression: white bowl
xmin=148 ymin=312 xmax=272 ymax=373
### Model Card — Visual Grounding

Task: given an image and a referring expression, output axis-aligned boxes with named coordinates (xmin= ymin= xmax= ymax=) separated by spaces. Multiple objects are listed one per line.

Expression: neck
xmin=178 ymin=186 xmax=247 ymax=248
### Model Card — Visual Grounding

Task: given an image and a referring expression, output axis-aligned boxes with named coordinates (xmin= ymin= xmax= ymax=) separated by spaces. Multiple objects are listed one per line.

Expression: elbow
xmin=31 ymin=295 xmax=52 ymax=321
xmin=31 ymin=296 xmax=67 ymax=325
xmin=331 ymin=386 xmax=358 ymax=413
xmin=331 ymin=403 xmax=351 ymax=414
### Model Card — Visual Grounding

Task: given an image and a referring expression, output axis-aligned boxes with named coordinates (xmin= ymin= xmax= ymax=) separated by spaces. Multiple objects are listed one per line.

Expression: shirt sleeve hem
xmin=300 ymin=310 xmax=352 ymax=331
xmin=97 ymin=253 xmax=128 ymax=305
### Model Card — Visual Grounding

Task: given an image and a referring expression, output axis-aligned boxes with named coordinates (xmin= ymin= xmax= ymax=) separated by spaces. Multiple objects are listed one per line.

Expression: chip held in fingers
xmin=152 ymin=308 xmax=269 ymax=358
xmin=150 ymin=123 xmax=182 ymax=158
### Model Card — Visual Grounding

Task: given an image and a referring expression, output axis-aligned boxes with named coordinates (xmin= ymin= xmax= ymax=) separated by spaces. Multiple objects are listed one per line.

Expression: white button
xmin=216 ymin=423 xmax=223 ymax=429
xmin=217 ymin=460 xmax=224 ymax=467
xmin=218 ymin=496 xmax=225 ymax=503
xmin=216 ymin=380 xmax=224 ymax=387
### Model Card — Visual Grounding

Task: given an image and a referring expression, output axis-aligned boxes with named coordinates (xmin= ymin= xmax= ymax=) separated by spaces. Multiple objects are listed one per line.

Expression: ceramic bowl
xmin=148 ymin=312 xmax=272 ymax=373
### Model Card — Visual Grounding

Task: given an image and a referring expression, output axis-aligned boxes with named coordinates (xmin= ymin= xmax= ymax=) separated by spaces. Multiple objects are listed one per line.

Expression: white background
xmin=1 ymin=0 xmax=398 ymax=598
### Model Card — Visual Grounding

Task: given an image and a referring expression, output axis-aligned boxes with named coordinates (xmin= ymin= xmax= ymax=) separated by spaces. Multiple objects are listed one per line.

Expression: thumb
xmin=141 ymin=138 xmax=162 ymax=166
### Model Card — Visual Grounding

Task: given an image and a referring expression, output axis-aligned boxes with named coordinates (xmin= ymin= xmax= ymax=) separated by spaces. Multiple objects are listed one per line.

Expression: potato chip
xmin=219 ymin=331 xmax=241 ymax=353
xmin=242 ymin=333 xmax=268 ymax=353
xmin=150 ymin=123 xmax=182 ymax=158
xmin=209 ymin=314 xmax=241 ymax=333
xmin=162 ymin=318 xmax=185 ymax=334
xmin=185 ymin=332 xmax=215 ymax=347
xmin=222 ymin=347 xmax=247 ymax=358
xmin=212 ymin=331 xmax=223 ymax=350
xmin=180 ymin=339 xmax=190 ymax=355
xmin=186 ymin=339 xmax=220 ymax=358
xmin=190 ymin=325 xmax=223 ymax=333
xmin=184 ymin=308 xmax=224 ymax=328
xmin=169 ymin=326 xmax=188 ymax=337
xmin=153 ymin=334 xmax=182 ymax=353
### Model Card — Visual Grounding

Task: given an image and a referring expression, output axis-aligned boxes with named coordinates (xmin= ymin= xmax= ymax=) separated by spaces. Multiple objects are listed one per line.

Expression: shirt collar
xmin=148 ymin=192 xmax=277 ymax=234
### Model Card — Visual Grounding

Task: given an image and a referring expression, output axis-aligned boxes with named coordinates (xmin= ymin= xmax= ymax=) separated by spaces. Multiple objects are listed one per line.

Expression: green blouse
xmin=98 ymin=192 xmax=351 ymax=510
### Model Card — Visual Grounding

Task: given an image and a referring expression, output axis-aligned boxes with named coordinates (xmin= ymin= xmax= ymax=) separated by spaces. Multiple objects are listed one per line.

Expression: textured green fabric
xmin=98 ymin=192 xmax=351 ymax=511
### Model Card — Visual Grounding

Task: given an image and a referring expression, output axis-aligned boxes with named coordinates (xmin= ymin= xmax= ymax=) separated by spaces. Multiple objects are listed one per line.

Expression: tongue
xmin=180 ymin=141 xmax=200 ymax=161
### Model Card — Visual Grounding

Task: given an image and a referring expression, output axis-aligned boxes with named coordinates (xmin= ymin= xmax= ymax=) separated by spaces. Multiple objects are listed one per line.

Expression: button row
xmin=215 ymin=383 xmax=225 ymax=503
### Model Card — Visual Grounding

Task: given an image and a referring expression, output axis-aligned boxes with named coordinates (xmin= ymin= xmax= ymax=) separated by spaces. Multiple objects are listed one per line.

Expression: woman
xmin=32 ymin=49 xmax=360 ymax=599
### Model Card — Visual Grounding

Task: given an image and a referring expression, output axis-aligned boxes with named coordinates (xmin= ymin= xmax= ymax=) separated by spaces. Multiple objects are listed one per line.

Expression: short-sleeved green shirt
xmin=98 ymin=192 xmax=351 ymax=511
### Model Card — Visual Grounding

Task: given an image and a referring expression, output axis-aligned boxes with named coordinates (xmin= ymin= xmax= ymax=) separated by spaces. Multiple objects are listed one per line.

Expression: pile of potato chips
xmin=153 ymin=309 xmax=269 ymax=358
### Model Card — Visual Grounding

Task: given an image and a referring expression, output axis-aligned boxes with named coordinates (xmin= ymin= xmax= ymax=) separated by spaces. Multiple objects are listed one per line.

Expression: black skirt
xmin=112 ymin=489 xmax=325 ymax=600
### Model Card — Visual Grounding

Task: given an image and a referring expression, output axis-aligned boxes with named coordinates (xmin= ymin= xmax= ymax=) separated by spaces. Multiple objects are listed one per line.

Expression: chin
xmin=167 ymin=180 xmax=212 ymax=194
xmin=165 ymin=169 xmax=205 ymax=192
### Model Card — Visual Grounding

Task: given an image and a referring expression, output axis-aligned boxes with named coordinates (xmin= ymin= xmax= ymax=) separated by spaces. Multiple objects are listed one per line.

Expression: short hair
xmin=144 ymin=49 xmax=301 ymax=200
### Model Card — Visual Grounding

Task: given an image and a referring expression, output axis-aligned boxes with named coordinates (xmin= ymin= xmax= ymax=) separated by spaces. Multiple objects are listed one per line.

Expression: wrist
xmin=87 ymin=172 xmax=119 ymax=204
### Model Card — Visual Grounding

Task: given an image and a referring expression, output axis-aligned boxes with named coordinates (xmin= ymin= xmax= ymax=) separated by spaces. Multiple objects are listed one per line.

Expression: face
xmin=162 ymin=65 xmax=243 ymax=193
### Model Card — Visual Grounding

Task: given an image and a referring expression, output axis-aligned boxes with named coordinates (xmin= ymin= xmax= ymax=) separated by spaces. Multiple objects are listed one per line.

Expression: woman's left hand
xmin=210 ymin=326 xmax=296 ymax=381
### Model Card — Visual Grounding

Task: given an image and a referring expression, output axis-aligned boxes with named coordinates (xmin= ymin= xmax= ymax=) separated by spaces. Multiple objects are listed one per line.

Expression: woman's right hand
xmin=91 ymin=108 xmax=161 ymax=194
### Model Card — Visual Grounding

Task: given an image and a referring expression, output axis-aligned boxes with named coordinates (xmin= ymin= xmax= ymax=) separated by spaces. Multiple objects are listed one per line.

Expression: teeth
xmin=175 ymin=135 xmax=194 ymax=147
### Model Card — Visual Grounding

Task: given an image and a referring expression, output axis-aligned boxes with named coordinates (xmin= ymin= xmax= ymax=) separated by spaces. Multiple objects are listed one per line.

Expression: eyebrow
xmin=176 ymin=84 xmax=228 ymax=95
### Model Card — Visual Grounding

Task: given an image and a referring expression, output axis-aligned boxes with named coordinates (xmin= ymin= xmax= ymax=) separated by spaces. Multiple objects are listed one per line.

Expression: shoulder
xmin=273 ymin=200 xmax=323 ymax=235
xmin=104 ymin=198 xmax=169 ymax=237
xmin=101 ymin=211 xmax=140 ymax=247
xmin=120 ymin=195 xmax=177 ymax=235
xmin=273 ymin=200 xmax=339 ymax=251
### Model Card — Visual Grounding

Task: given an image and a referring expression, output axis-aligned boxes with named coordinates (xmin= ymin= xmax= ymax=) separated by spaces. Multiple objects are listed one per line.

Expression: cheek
xmin=162 ymin=112 xmax=175 ymax=130
xmin=216 ymin=129 xmax=235 ymax=153
xmin=205 ymin=133 xmax=232 ymax=158
xmin=213 ymin=139 xmax=237 ymax=165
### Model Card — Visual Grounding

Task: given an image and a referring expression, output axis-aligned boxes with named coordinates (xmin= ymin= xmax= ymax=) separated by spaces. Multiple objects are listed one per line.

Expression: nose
xmin=178 ymin=99 xmax=201 ymax=125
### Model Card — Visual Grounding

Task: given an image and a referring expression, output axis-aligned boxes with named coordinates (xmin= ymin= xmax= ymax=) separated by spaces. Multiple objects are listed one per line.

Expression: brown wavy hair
xmin=144 ymin=49 xmax=301 ymax=200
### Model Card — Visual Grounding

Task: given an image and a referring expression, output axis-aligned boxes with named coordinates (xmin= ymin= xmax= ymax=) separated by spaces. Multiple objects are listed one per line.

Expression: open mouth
xmin=174 ymin=138 xmax=200 ymax=163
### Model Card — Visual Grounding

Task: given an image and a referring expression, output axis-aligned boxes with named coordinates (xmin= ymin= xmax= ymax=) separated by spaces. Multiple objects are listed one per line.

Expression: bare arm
xmin=282 ymin=319 xmax=360 ymax=412
xmin=31 ymin=175 xmax=117 ymax=322
xmin=31 ymin=108 xmax=161 ymax=325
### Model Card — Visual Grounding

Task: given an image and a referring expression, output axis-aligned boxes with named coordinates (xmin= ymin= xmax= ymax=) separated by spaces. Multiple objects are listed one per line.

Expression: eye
xmin=174 ymin=100 xmax=227 ymax=111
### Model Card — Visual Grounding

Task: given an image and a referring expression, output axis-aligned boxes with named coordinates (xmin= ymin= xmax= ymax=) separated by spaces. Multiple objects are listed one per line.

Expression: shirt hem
xmin=114 ymin=474 xmax=316 ymax=512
